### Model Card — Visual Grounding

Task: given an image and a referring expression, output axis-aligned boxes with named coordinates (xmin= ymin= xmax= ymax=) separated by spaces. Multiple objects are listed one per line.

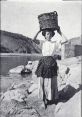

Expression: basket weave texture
xmin=38 ymin=11 xmax=59 ymax=30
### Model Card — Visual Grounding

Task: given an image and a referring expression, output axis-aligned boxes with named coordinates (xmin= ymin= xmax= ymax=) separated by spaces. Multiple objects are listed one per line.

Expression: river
xmin=0 ymin=53 xmax=41 ymax=92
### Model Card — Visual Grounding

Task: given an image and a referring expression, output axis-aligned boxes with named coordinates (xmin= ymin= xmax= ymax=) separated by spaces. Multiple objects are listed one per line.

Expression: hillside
xmin=0 ymin=30 xmax=41 ymax=53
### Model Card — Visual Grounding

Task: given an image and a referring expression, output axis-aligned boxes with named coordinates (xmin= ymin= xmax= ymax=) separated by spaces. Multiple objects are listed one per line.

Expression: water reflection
xmin=0 ymin=54 xmax=41 ymax=93
xmin=1 ymin=54 xmax=41 ymax=75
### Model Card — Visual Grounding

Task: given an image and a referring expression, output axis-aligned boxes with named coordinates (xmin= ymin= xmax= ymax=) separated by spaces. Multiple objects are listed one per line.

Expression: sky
xmin=1 ymin=0 xmax=82 ymax=41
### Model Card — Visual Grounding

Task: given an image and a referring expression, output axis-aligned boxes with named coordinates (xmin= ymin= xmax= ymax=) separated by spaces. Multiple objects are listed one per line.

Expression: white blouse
xmin=39 ymin=33 xmax=68 ymax=56
xmin=42 ymin=40 xmax=61 ymax=56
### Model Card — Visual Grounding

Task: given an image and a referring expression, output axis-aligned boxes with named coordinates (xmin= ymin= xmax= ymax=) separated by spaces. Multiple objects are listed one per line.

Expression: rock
xmin=28 ymin=83 xmax=38 ymax=93
xmin=9 ymin=65 xmax=24 ymax=74
xmin=11 ymin=82 xmax=30 ymax=89
xmin=28 ymin=83 xmax=38 ymax=98
xmin=1 ymin=88 xmax=28 ymax=102
xmin=1 ymin=79 xmax=38 ymax=103
xmin=21 ymin=68 xmax=32 ymax=75
xmin=25 ymin=61 xmax=33 ymax=70
xmin=66 ymin=63 xmax=81 ymax=89
xmin=0 ymin=100 xmax=26 ymax=115
xmin=1 ymin=57 xmax=81 ymax=117
xmin=55 ymin=102 xmax=63 ymax=113
xmin=9 ymin=60 xmax=38 ymax=75
xmin=32 ymin=61 xmax=39 ymax=74
xmin=55 ymin=57 xmax=81 ymax=117
xmin=57 ymin=61 xmax=81 ymax=91
xmin=0 ymin=100 xmax=40 ymax=117
xmin=57 ymin=64 xmax=70 ymax=91
xmin=55 ymin=91 xmax=81 ymax=117
xmin=21 ymin=61 xmax=33 ymax=75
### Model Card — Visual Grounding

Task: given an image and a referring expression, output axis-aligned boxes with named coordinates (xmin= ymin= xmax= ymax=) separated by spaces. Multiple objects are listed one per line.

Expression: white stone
xmin=1 ymin=89 xmax=27 ymax=102
xmin=9 ymin=65 xmax=24 ymax=74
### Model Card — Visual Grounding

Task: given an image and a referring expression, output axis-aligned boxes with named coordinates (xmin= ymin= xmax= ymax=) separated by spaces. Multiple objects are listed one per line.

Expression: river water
xmin=0 ymin=54 xmax=41 ymax=92
xmin=1 ymin=54 xmax=41 ymax=75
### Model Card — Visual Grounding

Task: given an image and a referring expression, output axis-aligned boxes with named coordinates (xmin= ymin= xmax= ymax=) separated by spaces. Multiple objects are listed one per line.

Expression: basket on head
xmin=38 ymin=11 xmax=59 ymax=31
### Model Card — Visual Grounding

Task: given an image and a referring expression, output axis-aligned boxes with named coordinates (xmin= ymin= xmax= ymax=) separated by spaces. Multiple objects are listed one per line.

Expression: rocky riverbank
xmin=0 ymin=56 xmax=81 ymax=117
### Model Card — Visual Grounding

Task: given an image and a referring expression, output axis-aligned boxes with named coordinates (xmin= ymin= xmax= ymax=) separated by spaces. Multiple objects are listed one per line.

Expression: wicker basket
xmin=38 ymin=11 xmax=59 ymax=31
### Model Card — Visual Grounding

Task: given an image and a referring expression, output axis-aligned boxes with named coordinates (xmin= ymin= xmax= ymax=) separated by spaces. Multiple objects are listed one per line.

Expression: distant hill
xmin=0 ymin=30 xmax=41 ymax=53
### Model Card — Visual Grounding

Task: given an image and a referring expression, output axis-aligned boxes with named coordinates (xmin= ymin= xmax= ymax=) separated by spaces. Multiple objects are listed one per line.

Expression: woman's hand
xmin=57 ymin=27 xmax=69 ymax=44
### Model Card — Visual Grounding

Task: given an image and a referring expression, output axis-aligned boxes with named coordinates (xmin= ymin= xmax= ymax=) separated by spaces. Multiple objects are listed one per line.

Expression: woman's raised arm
xmin=33 ymin=30 xmax=41 ymax=44
xmin=57 ymin=27 xmax=68 ymax=45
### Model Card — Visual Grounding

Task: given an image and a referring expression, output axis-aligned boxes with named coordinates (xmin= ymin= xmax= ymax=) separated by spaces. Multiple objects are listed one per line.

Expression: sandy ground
xmin=0 ymin=56 xmax=81 ymax=117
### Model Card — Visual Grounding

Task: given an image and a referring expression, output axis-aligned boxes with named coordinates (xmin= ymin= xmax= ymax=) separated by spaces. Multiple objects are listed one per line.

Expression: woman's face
xmin=45 ymin=31 xmax=52 ymax=41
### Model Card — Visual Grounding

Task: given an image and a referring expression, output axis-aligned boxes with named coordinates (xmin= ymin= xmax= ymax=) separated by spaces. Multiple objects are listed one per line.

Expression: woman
xmin=35 ymin=28 xmax=68 ymax=109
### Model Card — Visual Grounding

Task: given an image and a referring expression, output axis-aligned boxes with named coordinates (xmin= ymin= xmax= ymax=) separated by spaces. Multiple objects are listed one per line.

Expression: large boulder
xmin=9 ymin=65 xmax=24 ymax=74
xmin=0 ymin=100 xmax=40 ymax=117
xmin=55 ymin=91 xmax=81 ymax=117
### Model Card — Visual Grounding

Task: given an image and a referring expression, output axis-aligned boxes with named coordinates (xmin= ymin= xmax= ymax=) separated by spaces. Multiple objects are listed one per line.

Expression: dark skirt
xmin=35 ymin=56 xmax=58 ymax=78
